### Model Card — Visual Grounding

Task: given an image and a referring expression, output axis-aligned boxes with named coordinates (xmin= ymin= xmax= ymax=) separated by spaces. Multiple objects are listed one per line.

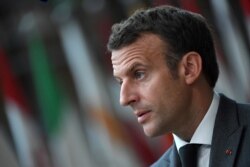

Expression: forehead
xmin=111 ymin=34 xmax=167 ymax=76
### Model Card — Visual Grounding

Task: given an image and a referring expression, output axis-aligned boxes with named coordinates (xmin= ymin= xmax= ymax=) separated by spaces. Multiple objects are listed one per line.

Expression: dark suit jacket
xmin=151 ymin=95 xmax=250 ymax=167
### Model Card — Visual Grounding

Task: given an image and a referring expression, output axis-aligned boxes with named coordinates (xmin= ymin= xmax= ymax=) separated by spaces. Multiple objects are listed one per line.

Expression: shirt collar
xmin=173 ymin=92 xmax=220 ymax=151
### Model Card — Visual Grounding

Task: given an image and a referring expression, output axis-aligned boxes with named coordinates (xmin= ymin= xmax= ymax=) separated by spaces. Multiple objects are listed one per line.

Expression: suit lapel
xmin=209 ymin=95 xmax=243 ymax=167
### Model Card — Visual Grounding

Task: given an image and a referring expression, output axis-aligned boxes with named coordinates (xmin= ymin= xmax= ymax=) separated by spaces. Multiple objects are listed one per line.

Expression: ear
xmin=179 ymin=52 xmax=202 ymax=85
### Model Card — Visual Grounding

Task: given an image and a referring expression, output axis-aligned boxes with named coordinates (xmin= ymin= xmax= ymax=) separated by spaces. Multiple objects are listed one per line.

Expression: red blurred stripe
xmin=0 ymin=48 xmax=30 ymax=114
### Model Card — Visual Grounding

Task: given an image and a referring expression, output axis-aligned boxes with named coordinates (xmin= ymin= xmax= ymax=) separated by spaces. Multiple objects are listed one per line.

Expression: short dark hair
xmin=107 ymin=5 xmax=219 ymax=88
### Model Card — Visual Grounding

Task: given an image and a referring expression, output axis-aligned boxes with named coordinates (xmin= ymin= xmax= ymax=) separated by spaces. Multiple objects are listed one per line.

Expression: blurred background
xmin=0 ymin=0 xmax=250 ymax=167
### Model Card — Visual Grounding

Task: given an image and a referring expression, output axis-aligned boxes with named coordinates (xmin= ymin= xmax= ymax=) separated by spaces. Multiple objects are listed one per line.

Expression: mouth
xmin=135 ymin=110 xmax=152 ymax=124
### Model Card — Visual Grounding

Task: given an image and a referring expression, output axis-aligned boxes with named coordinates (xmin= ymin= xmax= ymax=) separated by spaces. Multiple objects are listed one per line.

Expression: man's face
xmin=111 ymin=34 xmax=191 ymax=137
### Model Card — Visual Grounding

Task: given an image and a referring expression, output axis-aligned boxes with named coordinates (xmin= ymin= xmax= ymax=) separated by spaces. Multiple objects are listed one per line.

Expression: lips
xmin=135 ymin=110 xmax=151 ymax=124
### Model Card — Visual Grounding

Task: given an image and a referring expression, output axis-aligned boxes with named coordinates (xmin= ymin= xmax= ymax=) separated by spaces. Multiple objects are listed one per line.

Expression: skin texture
xmin=111 ymin=33 xmax=213 ymax=141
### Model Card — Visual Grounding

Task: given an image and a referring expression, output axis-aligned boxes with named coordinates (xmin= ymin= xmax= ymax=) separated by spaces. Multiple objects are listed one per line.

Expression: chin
xmin=143 ymin=126 xmax=162 ymax=137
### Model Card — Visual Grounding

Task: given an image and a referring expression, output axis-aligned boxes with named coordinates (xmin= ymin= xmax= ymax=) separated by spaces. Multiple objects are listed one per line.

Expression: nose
xmin=120 ymin=81 xmax=138 ymax=106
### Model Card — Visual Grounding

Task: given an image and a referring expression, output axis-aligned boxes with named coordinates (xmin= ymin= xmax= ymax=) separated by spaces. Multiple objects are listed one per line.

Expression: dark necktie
xmin=179 ymin=144 xmax=201 ymax=167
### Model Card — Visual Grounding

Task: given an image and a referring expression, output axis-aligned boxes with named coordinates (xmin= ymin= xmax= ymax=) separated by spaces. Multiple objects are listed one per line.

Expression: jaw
xmin=141 ymin=120 xmax=166 ymax=137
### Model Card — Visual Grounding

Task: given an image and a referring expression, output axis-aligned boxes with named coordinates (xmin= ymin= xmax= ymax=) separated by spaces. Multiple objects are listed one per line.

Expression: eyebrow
xmin=128 ymin=62 xmax=145 ymax=73
xmin=113 ymin=62 xmax=146 ymax=79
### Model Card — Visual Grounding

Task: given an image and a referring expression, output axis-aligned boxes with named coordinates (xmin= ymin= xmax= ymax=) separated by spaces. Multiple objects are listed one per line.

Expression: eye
xmin=118 ymin=80 xmax=123 ymax=85
xmin=134 ymin=71 xmax=145 ymax=80
xmin=115 ymin=77 xmax=123 ymax=85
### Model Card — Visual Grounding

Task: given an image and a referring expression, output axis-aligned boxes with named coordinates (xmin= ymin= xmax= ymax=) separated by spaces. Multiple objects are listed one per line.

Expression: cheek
xmin=139 ymin=82 xmax=160 ymax=102
xmin=154 ymin=78 xmax=184 ymax=114
xmin=139 ymin=72 xmax=177 ymax=104
xmin=139 ymin=83 xmax=168 ymax=112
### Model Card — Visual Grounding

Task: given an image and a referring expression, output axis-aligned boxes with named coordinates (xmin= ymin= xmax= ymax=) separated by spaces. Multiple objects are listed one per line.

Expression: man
xmin=107 ymin=5 xmax=250 ymax=167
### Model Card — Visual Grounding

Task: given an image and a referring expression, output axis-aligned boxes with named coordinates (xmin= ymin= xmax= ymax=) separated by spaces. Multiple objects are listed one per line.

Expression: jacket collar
xmin=209 ymin=94 xmax=243 ymax=167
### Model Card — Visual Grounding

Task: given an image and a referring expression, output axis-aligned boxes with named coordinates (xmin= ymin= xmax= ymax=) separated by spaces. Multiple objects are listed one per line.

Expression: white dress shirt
xmin=173 ymin=92 xmax=220 ymax=167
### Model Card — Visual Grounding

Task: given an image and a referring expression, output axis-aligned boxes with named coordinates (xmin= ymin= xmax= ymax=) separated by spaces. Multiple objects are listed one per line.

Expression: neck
xmin=176 ymin=86 xmax=214 ymax=141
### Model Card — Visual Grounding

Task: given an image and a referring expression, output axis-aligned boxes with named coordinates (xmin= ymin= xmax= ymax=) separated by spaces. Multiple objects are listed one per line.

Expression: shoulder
xmin=236 ymin=100 xmax=250 ymax=124
xmin=237 ymin=102 xmax=250 ymax=112
xmin=219 ymin=94 xmax=250 ymax=124
xmin=150 ymin=145 xmax=174 ymax=167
